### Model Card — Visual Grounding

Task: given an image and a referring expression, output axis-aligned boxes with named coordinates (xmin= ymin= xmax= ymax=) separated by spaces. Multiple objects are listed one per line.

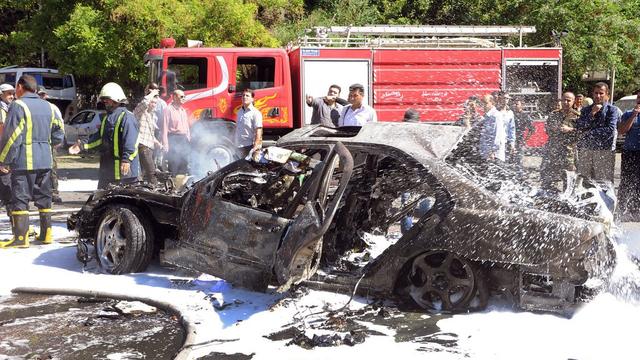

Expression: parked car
xmin=64 ymin=109 xmax=105 ymax=145
xmin=614 ymin=95 xmax=636 ymax=151
xmin=615 ymin=95 xmax=636 ymax=113
xmin=68 ymin=123 xmax=616 ymax=315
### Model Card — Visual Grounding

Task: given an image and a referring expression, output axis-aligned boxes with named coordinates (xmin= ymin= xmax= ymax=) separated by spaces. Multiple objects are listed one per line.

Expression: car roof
xmin=617 ymin=95 xmax=637 ymax=101
xmin=277 ymin=123 xmax=467 ymax=162
xmin=0 ymin=67 xmax=61 ymax=74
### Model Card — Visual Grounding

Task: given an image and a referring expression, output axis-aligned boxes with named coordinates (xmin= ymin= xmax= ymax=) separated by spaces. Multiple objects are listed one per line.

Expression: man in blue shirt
xmin=575 ymin=82 xmax=619 ymax=183
xmin=616 ymin=90 xmax=640 ymax=218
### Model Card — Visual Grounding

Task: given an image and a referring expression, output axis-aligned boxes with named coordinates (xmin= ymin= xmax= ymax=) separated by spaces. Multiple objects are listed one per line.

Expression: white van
xmin=0 ymin=66 xmax=77 ymax=113
xmin=615 ymin=95 xmax=636 ymax=113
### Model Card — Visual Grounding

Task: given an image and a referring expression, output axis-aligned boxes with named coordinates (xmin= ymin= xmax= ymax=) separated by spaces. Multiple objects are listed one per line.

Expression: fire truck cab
xmin=144 ymin=25 xmax=562 ymax=146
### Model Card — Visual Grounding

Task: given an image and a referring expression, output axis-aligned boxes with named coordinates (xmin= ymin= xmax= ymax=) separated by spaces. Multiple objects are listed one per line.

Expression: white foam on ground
xmin=0 ymin=193 xmax=639 ymax=358
xmin=57 ymin=179 xmax=98 ymax=192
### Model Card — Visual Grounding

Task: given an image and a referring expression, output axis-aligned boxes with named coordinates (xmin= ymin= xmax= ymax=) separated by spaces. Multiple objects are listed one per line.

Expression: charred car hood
xmin=277 ymin=123 xmax=467 ymax=161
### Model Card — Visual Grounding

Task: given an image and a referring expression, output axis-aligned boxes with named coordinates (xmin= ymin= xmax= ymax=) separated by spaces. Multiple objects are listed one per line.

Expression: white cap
xmin=0 ymin=83 xmax=15 ymax=93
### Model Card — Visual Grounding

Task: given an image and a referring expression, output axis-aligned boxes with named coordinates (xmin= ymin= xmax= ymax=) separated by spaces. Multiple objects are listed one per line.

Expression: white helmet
xmin=99 ymin=82 xmax=127 ymax=103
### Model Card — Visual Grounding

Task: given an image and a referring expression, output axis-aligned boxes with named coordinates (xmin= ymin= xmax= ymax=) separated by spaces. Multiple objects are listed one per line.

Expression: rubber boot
xmin=0 ymin=212 xmax=30 ymax=248
xmin=39 ymin=210 xmax=53 ymax=244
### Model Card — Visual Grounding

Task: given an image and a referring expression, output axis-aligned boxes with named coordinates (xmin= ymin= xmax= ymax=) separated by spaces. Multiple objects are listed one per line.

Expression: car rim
xmin=408 ymin=251 xmax=476 ymax=311
xmin=96 ymin=213 xmax=127 ymax=271
xmin=208 ymin=147 xmax=233 ymax=171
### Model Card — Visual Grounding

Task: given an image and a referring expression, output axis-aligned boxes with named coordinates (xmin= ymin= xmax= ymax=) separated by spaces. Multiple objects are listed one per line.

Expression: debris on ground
xmin=114 ymin=301 xmax=157 ymax=315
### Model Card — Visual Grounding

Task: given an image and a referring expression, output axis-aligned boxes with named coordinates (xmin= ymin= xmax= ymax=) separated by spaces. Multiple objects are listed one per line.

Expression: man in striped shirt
xmin=134 ymin=89 xmax=162 ymax=184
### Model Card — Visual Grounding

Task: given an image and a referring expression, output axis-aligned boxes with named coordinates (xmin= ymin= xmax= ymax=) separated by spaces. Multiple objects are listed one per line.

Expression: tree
xmin=49 ymin=0 xmax=280 ymax=96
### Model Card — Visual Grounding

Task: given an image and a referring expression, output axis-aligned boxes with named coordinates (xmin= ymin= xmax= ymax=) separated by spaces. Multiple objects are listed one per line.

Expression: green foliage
xmin=0 ymin=0 xmax=279 ymax=96
xmin=520 ymin=0 xmax=640 ymax=96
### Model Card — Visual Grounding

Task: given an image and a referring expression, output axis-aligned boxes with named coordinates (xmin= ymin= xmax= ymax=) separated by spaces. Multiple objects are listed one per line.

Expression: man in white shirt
xmin=234 ymin=88 xmax=263 ymax=157
xmin=338 ymin=83 xmax=377 ymax=127
xmin=495 ymin=92 xmax=516 ymax=156
xmin=479 ymin=94 xmax=507 ymax=161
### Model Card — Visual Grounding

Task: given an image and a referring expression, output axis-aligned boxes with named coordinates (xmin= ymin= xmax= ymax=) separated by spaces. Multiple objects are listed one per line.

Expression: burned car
xmin=68 ymin=123 xmax=616 ymax=314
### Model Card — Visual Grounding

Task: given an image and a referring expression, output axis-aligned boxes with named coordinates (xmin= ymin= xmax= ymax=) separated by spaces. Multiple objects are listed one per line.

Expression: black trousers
xmin=167 ymin=134 xmax=189 ymax=176
xmin=11 ymin=169 xmax=52 ymax=212
xmin=51 ymin=145 xmax=59 ymax=196
xmin=618 ymin=150 xmax=640 ymax=215
xmin=0 ymin=172 xmax=11 ymax=213
xmin=139 ymin=144 xmax=157 ymax=184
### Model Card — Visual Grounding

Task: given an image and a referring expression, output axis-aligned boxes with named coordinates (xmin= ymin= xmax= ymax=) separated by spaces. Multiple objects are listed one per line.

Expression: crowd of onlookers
xmin=446 ymin=82 xmax=638 ymax=220
xmin=306 ymin=81 xmax=639 ymax=222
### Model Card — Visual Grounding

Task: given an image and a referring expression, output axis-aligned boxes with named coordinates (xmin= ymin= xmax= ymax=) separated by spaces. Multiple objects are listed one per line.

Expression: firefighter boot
xmin=0 ymin=213 xmax=30 ymax=248
xmin=39 ymin=210 xmax=53 ymax=244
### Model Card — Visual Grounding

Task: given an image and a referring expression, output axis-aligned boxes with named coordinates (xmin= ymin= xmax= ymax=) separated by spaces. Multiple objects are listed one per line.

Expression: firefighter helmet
xmin=99 ymin=82 xmax=127 ymax=103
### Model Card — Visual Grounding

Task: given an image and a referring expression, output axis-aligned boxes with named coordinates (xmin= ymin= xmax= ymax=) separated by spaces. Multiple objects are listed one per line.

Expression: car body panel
xmin=71 ymin=123 xmax=615 ymax=314
xmin=64 ymin=110 xmax=105 ymax=145
xmin=162 ymin=142 xmax=355 ymax=291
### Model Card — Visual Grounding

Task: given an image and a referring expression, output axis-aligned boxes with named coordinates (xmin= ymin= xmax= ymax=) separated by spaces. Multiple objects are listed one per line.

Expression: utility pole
xmin=610 ymin=67 xmax=616 ymax=101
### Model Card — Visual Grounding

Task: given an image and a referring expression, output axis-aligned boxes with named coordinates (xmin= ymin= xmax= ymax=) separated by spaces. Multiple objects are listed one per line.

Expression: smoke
xmin=187 ymin=119 xmax=241 ymax=180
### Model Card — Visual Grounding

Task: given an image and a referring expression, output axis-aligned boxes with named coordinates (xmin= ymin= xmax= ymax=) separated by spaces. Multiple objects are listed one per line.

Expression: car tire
xmin=399 ymin=250 xmax=486 ymax=313
xmin=94 ymin=205 xmax=154 ymax=274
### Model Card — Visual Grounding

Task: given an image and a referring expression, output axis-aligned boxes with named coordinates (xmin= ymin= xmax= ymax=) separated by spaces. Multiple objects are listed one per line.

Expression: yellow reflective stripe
xmin=84 ymin=138 xmax=102 ymax=149
xmin=113 ymin=112 xmax=125 ymax=158
xmin=0 ymin=121 xmax=23 ymax=162
xmin=48 ymin=103 xmax=64 ymax=140
xmin=114 ymin=159 xmax=120 ymax=180
xmin=52 ymin=118 xmax=64 ymax=129
xmin=11 ymin=210 xmax=29 ymax=215
xmin=49 ymin=103 xmax=54 ymax=144
xmin=113 ymin=112 xmax=125 ymax=180
xmin=39 ymin=208 xmax=52 ymax=213
xmin=129 ymin=135 xmax=139 ymax=161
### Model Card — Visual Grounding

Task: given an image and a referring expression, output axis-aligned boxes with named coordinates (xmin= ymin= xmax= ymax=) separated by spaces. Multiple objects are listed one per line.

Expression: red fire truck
xmin=144 ymin=25 xmax=561 ymax=147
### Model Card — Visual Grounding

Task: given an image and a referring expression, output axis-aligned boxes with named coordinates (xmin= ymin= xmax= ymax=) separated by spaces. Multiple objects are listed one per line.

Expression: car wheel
xmin=94 ymin=206 xmax=154 ymax=274
xmin=405 ymin=250 xmax=485 ymax=312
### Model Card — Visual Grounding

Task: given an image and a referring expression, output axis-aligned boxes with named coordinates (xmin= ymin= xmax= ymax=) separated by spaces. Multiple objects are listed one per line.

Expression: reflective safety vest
xmin=0 ymin=99 xmax=64 ymax=170
xmin=84 ymin=111 xmax=139 ymax=180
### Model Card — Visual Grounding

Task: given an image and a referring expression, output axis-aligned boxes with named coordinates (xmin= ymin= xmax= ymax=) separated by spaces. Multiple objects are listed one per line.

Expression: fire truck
xmin=144 ymin=25 xmax=561 ymax=148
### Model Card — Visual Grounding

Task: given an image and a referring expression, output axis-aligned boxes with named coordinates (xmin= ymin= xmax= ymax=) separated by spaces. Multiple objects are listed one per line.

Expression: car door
xmin=64 ymin=111 xmax=89 ymax=144
xmin=77 ymin=111 xmax=102 ymax=135
xmin=170 ymin=142 xmax=353 ymax=292
xmin=273 ymin=142 xmax=354 ymax=291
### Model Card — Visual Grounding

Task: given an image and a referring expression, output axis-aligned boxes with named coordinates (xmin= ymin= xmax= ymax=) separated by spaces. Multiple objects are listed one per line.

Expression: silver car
xmin=64 ymin=109 xmax=105 ymax=145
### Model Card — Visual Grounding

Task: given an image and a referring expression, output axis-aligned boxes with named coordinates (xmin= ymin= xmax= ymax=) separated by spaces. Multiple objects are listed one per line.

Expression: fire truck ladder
xmin=295 ymin=25 xmax=536 ymax=49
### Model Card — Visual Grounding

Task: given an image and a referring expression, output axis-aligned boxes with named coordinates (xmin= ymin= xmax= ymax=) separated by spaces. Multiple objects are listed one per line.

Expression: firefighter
xmin=0 ymin=75 xmax=64 ymax=248
xmin=69 ymin=82 xmax=139 ymax=189
xmin=0 ymin=83 xmax=15 ymax=217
